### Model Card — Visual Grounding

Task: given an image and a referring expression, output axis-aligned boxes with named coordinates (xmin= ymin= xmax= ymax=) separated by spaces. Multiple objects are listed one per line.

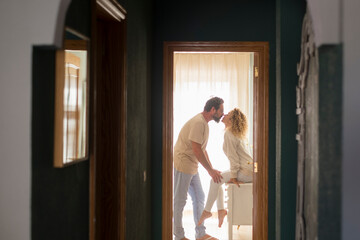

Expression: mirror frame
xmin=54 ymin=28 xmax=90 ymax=168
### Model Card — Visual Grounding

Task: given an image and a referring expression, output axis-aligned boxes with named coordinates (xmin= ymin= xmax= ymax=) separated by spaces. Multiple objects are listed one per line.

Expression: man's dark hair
xmin=203 ymin=97 xmax=224 ymax=112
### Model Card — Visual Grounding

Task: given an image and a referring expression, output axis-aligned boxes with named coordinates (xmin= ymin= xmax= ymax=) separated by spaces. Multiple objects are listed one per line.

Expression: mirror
xmin=54 ymin=28 xmax=89 ymax=167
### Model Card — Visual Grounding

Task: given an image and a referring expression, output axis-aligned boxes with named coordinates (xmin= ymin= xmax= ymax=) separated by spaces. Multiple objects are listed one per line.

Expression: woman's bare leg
xmin=218 ymin=209 xmax=228 ymax=228
xmin=197 ymin=210 xmax=212 ymax=226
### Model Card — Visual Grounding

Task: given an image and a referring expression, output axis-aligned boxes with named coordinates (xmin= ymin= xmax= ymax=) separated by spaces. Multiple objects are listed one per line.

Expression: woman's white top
xmin=223 ymin=130 xmax=253 ymax=178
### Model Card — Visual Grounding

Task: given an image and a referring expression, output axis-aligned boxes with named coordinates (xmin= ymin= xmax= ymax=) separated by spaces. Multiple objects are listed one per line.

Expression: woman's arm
xmin=223 ymin=131 xmax=241 ymax=178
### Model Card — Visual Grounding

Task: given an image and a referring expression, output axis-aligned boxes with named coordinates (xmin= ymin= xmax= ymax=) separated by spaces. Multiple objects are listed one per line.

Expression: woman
xmin=198 ymin=108 xmax=253 ymax=228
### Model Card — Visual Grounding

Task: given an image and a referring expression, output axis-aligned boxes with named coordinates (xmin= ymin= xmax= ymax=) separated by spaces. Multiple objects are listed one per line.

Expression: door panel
xmin=90 ymin=2 xmax=127 ymax=240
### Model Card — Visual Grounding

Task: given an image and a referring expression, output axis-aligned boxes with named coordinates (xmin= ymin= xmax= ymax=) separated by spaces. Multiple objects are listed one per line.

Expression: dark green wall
xmin=152 ymin=0 xmax=277 ymax=239
xmin=276 ymin=0 xmax=305 ymax=239
xmin=31 ymin=48 xmax=90 ymax=240
xmin=65 ymin=0 xmax=91 ymax=37
xmin=31 ymin=0 xmax=91 ymax=239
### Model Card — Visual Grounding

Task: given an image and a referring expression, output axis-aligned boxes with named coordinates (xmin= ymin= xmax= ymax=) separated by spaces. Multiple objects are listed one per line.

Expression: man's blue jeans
xmin=173 ymin=168 xmax=206 ymax=240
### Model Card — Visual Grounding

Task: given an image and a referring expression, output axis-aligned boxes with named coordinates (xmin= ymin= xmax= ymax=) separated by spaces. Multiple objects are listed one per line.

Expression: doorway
xmin=162 ymin=42 xmax=269 ymax=240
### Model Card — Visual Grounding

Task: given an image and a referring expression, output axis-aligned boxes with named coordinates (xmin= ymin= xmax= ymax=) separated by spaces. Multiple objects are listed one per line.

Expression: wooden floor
xmin=180 ymin=210 xmax=252 ymax=240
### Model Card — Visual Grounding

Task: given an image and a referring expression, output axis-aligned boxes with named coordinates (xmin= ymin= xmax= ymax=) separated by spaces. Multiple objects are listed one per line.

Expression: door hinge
xmin=254 ymin=162 xmax=258 ymax=173
xmin=254 ymin=67 xmax=259 ymax=78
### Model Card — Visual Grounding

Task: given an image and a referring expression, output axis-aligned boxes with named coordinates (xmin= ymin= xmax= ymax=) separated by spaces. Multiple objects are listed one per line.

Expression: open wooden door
xmin=90 ymin=1 xmax=127 ymax=240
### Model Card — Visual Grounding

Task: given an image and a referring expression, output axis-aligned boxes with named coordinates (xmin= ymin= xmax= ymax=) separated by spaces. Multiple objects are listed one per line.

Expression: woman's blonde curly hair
xmin=227 ymin=108 xmax=248 ymax=139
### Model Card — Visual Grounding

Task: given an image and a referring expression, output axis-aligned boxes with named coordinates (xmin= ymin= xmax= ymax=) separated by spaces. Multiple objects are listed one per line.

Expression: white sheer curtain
xmin=173 ymin=52 xmax=253 ymax=211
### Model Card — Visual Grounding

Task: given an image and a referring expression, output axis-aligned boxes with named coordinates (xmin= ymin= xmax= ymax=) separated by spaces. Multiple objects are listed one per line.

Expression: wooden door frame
xmin=162 ymin=41 xmax=269 ymax=240
xmin=90 ymin=1 xmax=127 ymax=240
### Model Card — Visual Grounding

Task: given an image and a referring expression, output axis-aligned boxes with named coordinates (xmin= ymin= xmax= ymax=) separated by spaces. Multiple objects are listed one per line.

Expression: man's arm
xmin=191 ymin=141 xmax=222 ymax=183
xmin=204 ymin=150 xmax=213 ymax=168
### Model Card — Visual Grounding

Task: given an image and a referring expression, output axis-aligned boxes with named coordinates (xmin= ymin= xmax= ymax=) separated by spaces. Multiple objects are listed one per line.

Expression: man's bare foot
xmin=197 ymin=210 xmax=212 ymax=226
xmin=196 ymin=233 xmax=219 ymax=240
xmin=218 ymin=209 xmax=228 ymax=228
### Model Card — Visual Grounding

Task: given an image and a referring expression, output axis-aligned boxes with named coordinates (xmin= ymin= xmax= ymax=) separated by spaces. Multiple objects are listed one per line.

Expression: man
xmin=173 ymin=97 xmax=224 ymax=240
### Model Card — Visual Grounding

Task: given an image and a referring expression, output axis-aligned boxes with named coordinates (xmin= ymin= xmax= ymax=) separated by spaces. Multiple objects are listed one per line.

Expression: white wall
xmin=0 ymin=1 xmax=70 ymax=239
xmin=342 ymin=0 xmax=360 ymax=238
xmin=308 ymin=0 xmax=360 ymax=238
xmin=307 ymin=0 xmax=341 ymax=46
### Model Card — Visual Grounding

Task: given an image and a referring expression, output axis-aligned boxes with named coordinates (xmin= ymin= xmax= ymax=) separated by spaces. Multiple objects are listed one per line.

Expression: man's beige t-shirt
xmin=174 ymin=113 xmax=209 ymax=175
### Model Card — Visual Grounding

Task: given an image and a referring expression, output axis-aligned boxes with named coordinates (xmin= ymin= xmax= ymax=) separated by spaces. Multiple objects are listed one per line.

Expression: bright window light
xmin=173 ymin=52 xmax=254 ymax=211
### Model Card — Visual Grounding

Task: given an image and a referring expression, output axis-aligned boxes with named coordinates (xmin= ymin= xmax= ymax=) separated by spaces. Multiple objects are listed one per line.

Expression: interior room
xmin=173 ymin=51 xmax=254 ymax=240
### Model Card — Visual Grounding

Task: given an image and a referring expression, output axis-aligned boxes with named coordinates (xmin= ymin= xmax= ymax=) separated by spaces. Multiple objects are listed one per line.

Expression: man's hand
xmin=192 ymin=141 xmax=223 ymax=183
xmin=208 ymin=169 xmax=223 ymax=183
xmin=227 ymin=178 xmax=244 ymax=187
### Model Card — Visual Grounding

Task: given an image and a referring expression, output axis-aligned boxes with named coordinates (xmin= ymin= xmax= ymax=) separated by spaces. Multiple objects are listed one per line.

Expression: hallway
xmin=1 ymin=0 xmax=359 ymax=239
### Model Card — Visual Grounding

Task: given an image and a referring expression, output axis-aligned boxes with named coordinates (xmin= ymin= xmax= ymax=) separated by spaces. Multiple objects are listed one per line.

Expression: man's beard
xmin=213 ymin=115 xmax=221 ymax=123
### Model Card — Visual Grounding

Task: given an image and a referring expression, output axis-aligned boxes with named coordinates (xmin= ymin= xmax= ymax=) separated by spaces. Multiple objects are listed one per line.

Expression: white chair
xmin=226 ymin=183 xmax=253 ymax=240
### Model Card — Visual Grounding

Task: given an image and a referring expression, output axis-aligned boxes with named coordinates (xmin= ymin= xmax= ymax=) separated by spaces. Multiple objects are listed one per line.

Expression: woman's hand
xmin=228 ymin=178 xmax=244 ymax=187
